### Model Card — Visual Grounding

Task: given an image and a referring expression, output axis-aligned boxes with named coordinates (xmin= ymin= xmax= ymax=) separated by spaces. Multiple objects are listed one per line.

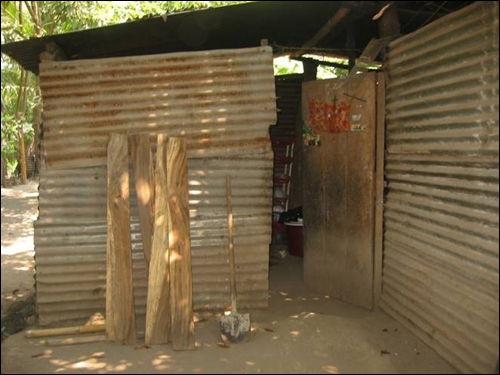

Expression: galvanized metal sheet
xmin=39 ymin=47 xmax=276 ymax=168
xmin=35 ymin=47 xmax=276 ymax=325
xmin=381 ymin=2 xmax=499 ymax=374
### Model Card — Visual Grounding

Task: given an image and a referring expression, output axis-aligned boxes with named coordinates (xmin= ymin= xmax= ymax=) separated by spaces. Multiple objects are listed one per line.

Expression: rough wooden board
xmin=145 ymin=134 xmax=171 ymax=346
xmin=302 ymin=74 xmax=377 ymax=310
xmin=107 ymin=133 xmax=136 ymax=345
xmin=130 ymin=134 xmax=155 ymax=267
xmin=106 ymin=201 xmax=115 ymax=342
xmin=25 ymin=325 xmax=105 ymax=339
xmin=167 ymin=137 xmax=195 ymax=351
xmin=374 ymin=72 xmax=386 ymax=309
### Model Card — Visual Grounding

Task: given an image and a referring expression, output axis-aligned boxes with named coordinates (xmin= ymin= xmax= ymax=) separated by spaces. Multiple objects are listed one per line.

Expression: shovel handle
xmin=226 ymin=175 xmax=238 ymax=313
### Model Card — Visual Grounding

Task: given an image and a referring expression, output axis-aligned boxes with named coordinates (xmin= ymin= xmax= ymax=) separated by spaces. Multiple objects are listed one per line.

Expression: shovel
xmin=219 ymin=175 xmax=251 ymax=343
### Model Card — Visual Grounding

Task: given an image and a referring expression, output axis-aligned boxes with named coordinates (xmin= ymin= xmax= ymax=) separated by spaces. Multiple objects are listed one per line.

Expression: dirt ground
xmin=1 ymin=263 xmax=456 ymax=373
xmin=0 ymin=181 xmax=457 ymax=374
xmin=1 ymin=181 xmax=38 ymax=323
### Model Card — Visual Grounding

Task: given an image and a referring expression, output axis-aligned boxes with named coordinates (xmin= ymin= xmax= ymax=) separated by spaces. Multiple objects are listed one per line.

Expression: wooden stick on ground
xmin=106 ymin=133 xmax=136 ymax=345
xmin=25 ymin=325 xmax=105 ymax=339
xmin=130 ymin=134 xmax=155 ymax=268
xmin=145 ymin=134 xmax=171 ymax=345
xmin=43 ymin=335 xmax=107 ymax=347
xmin=167 ymin=137 xmax=195 ymax=351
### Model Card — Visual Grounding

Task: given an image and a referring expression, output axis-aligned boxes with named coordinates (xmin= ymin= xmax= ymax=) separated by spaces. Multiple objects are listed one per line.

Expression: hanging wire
xmin=419 ymin=1 xmax=448 ymax=29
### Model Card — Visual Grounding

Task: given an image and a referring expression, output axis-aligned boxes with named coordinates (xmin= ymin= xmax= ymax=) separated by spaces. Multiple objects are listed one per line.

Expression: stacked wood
xmin=104 ymin=133 xmax=194 ymax=349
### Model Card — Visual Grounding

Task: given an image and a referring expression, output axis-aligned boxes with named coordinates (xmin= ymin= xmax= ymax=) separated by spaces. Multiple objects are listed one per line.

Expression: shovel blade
xmin=219 ymin=313 xmax=250 ymax=343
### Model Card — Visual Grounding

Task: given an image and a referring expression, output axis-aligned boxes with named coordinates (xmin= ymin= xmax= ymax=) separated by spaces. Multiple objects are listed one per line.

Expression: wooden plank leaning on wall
xmin=167 ymin=137 xmax=196 ymax=351
xmin=145 ymin=134 xmax=172 ymax=345
xmin=106 ymin=133 xmax=136 ymax=345
xmin=130 ymin=134 xmax=155 ymax=268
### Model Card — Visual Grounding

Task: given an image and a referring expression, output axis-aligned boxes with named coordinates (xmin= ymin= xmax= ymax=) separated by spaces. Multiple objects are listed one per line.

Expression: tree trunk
xmin=18 ymin=126 xmax=27 ymax=184
xmin=1 ymin=158 xmax=6 ymax=188
xmin=15 ymin=68 xmax=28 ymax=184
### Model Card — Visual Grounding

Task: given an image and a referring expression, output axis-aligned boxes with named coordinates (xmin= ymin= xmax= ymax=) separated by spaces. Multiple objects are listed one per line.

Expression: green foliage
xmin=1 ymin=1 xmax=246 ymax=180
xmin=273 ymin=56 xmax=303 ymax=76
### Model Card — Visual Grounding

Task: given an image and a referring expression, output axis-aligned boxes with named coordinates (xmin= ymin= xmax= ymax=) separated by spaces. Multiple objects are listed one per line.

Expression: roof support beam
xmin=292 ymin=56 xmax=349 ymax=70
xmin=39 ymin=42 xmax=67 ymax=62
xmin=291 ymin=6 xmax=351 ymax=57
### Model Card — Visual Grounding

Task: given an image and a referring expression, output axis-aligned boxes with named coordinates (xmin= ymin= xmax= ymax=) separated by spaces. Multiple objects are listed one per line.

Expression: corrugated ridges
xmin=36 ymin=154 xmax=273 ymax=325
xmin=39 ymin=47 xmax=276 ymax=168
xmin=381 ymin=2 xmax=499 ymax=374
xmin=35 ymin=47 xmax=276 ymax=325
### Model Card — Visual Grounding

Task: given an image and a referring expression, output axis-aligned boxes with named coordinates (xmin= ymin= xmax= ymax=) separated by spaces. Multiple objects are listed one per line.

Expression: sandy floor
xmin=1 ymin=181 xmax=38 ymax=317
xmin=1 ymin=253 xmax=456 ymax=374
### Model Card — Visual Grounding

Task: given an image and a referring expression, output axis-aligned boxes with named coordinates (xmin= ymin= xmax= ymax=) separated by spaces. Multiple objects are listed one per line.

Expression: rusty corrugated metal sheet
xmin=39 ymin=47 xmax=276 ymax=168
xmin=381 ymin=2 xmax=499 ymax=374
xmin=35 ymin=47 xmax=276 ymax=325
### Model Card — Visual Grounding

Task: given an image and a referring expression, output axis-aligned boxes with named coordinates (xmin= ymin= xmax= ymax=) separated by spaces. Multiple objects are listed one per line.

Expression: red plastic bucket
xmin=285 ymin=221 xmax=303 ymax=258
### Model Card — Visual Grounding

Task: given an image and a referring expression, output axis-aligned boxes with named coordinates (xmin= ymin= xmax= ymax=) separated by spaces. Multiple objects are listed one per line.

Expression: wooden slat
xmin=145 ymin=134 xmax=171 ymax=345
xmin=130 ymin=134 xmax=155 ymax=267
xmin=167 ymin=137 xmax=196 ymax=351
xmin=373 ymin=72 xmax=386 ymax=308
xmin=106 ymin=133 xmax=136 ymax=345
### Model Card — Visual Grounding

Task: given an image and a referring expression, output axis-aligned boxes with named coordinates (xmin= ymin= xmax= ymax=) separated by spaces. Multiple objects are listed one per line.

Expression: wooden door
xmin=302 ymin=73 xmax=377 ymax=310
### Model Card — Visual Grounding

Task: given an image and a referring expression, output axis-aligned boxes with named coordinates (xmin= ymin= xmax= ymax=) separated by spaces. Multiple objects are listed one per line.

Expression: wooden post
xmin=18 ymin=125 xmax=27 ymax=184
xmin=346 ymin=24 xmax=356 ymax=72
xmin=130 ymin=134 xmax=155 ymax=267
xmin=167 ymin=137 xmax=195 ymax=351
xmin=145 ymin=134 xmax=171 ymax=345
xmin=373 ymin=72 xmax=386 ymax=309
xmin=377 ymin=2 xmax=401 ymax=61
xmin=106 ymin=133 xmax=136 ymax=345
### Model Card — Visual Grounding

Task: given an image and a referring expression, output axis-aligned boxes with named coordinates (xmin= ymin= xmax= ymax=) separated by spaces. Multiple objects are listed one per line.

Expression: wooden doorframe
xmin=373 ymin=71 xmax=386 ymax=309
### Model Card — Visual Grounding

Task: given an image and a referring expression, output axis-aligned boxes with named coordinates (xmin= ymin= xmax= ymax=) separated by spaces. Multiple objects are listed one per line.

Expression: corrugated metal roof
xmin=3 ymin=2 xmax=476 ymax=76
xmin=35 ymin=46 xmax=276 ymax=325
xmin=381 ymin=2 xmax=499 ymax=373
xmin=0 ymin=2 xmax=356 ymax=75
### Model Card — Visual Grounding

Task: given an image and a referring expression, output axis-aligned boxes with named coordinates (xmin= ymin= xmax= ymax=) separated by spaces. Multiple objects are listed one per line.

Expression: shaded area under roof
xmin=1 ymin=1 xmax=474 ymax=75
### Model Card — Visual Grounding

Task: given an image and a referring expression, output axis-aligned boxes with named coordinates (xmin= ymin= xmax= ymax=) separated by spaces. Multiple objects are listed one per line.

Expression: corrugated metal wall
xmin=36 ymin=47 xmax=276 ymax=325
xmin=381 ymin=2 xmax=499 ymax=373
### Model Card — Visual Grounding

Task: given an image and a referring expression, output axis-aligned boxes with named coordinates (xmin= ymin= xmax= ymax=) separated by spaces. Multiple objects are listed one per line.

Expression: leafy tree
xmin=1 ymin=1 xmax=246 ymax=185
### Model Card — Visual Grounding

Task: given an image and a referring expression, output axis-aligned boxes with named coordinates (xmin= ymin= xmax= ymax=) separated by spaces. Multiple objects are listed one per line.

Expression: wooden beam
xmin=26 ymin=325 xmax=105 ymax=339
xmin=291 ymin=6 xmax=351 ymax=57
xmin=130 ymin=134 xmax=155 ymax=267
xmin=373 ymin=72 xmax=386 ymax=310
xmin=167 ymin=137 xmax=195 ymax=351
xmin=292 ymin=57 xmax=349 ymax=70
xmin=346 ymin=24 xmax=356 ymax=72
xmin=348 ymin=37 xmax=393 ymax=78
xmin=39 ymin=41 xmax=67 ymax=62
xmin=145 ymin=134 xmax=171 ymax=346
xmin=106 ymin=133 xmax=136 ymax=345
xmin=377 ymin=2 xmax=401 ymax=61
